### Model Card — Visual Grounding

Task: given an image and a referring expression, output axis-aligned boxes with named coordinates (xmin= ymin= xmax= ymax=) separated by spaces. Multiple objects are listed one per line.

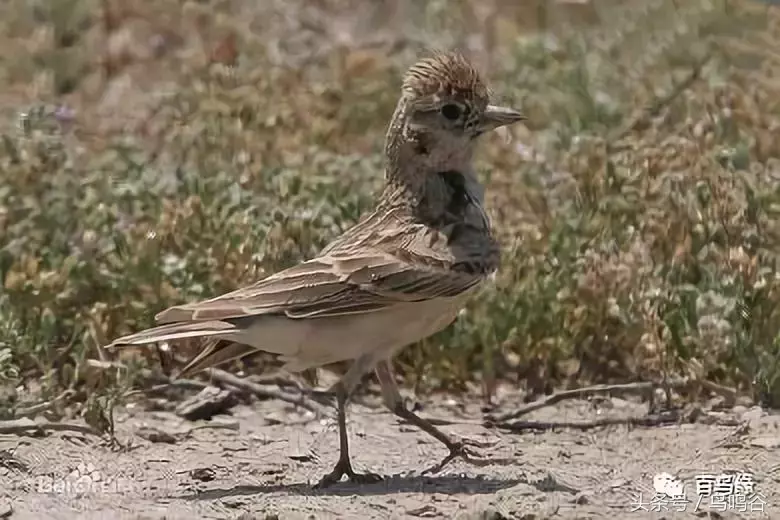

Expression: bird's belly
xmin=235 ymin=292 xmax=472 ymax=371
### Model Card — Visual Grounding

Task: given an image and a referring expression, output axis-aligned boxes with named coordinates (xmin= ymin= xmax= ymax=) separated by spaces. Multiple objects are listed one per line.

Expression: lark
xmin=108 ymin=52 xmax=525 ymax=487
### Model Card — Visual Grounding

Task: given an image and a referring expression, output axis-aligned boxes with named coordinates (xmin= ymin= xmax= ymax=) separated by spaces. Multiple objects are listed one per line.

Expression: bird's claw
xmin=421 ymin=436 xmax=512 ymax=475
xmin=314 ymin=458 xmax=383 ymax=489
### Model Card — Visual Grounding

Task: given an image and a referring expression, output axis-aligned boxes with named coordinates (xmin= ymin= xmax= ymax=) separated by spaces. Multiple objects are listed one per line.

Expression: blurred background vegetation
xmin=1 ymin=0 xmax=780 ymax=420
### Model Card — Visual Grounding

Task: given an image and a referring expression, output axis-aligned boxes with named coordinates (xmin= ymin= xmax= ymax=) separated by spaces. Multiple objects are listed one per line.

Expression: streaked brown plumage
xmin=107 ymin=52 xmax=525 ymax=487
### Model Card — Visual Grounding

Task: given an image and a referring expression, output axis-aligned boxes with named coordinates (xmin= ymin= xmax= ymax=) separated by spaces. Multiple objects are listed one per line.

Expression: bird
xmin=107 ymin=51 xmax=525 ymax=487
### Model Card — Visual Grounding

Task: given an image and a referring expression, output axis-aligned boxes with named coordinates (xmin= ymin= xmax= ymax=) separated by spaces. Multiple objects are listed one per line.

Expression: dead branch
xmin=412 ymin=416 xmax=484 ymax=427
xmin=700 ymin=380 xmax=738 ymax=402
xmin=13 ymin=390 xmax=76 ymax=419
xmin=86 ymin=359 xmax=330 ymax=417
xmin=204 ymin=368 xmax=332 ymax=418
xmin=485 ymin=378 xmax=738 ymax=425
xmin=495 ymin=410 xmax=682 ymax=433
xmin=175 ymin=386 xmax=236 ymax=421
xmin=0 ymin=418 xmax=101 ymax=437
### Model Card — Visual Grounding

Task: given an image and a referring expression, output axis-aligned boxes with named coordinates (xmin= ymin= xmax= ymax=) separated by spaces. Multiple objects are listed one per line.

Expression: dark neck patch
xmin=438 ymin=170 xmax=471 ymax=218
xmin=408 ymin=170 xmax=473 ymax=236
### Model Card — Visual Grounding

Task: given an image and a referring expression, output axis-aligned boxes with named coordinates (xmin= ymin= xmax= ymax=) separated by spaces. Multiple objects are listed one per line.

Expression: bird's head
xmin=385 ymin=52 xmax=525 ymax=183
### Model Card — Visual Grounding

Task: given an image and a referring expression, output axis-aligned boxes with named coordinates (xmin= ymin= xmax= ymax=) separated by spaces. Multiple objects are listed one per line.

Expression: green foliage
xmin=1 ymin=0 xmax=780 ymax=411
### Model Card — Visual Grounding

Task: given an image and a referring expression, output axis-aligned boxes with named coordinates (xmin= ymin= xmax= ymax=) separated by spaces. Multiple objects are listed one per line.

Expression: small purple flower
xmin=54 ymin=104 xmax=76 ymax=124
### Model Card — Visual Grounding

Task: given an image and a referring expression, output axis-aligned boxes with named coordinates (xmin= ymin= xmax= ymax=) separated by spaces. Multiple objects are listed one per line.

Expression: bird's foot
xmin=422 ymin=436 xmax=512 ymax=475
xmin=314 ymin=457 xmax=383 ymax=489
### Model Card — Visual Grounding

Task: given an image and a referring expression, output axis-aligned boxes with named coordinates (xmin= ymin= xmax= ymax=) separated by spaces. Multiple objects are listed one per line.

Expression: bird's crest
xmin=402 ymin=52 xmax=488 ymax=104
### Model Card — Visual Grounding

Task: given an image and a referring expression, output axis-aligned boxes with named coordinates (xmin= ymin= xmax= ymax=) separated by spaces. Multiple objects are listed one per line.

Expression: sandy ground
xmin=1 ymin=389 xmax=778 ymax=520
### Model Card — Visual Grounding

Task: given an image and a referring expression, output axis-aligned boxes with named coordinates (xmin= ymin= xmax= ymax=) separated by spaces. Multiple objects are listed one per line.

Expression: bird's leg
xmin=310 ymin=352 xmax=384 ymax=407
xmin=315 ymin=356 xmax=383 ymax=488
xmin=375 ymin=360 xmax=509 ymax=475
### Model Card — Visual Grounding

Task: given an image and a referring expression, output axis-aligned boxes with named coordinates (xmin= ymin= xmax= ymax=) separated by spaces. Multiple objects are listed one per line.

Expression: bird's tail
xmin=106 ymin=321 xmax=262 ymax=378
xmin=106 ymin=321 xmax=238 ymax=349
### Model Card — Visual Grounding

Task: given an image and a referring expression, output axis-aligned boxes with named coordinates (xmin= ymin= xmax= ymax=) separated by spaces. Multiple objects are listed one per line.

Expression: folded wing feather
xmin=154 ymin=251 xmax=479 ymax=323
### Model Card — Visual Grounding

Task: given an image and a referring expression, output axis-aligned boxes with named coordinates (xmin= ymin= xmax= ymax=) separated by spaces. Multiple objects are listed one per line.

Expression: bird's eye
xmin=441 ymin=103 xmax=461 ymax=121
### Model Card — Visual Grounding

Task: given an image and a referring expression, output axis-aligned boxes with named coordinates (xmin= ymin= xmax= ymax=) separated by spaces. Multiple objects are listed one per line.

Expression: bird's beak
xmin=478 ymin=105 xmax=526 ymax=133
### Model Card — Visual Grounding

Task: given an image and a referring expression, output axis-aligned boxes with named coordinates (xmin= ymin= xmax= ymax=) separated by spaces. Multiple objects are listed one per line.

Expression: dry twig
xmin=87 ymin=359 xmax=332 ymax=417
xmin=495 ymin=410 xmax=682 ymax=433
xmin=13 ymin=390 xmax=75 ymax=419
xmin=0 ymin=418 xmax=100 ymax=437
xmin=204 ymin=368 xmax=332 ymax=418
xmin=486 ymin=378 xmax=738 ymax=425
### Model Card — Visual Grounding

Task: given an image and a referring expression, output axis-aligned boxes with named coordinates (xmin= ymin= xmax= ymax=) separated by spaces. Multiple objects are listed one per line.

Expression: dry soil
xmin=1 ymin=389 xmax=778 ymax=520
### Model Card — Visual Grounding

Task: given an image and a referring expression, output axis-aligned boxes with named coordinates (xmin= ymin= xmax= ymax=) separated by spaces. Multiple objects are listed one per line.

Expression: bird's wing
xmin=155 ymin=246 xmax=482 ymax=324
xmin=176 ymin=339 xmax=256 ymax=378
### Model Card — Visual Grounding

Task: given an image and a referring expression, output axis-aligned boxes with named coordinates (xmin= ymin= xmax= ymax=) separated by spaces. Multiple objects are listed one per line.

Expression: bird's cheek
xmin=413 ymin=134 xmax=431 ymax=155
